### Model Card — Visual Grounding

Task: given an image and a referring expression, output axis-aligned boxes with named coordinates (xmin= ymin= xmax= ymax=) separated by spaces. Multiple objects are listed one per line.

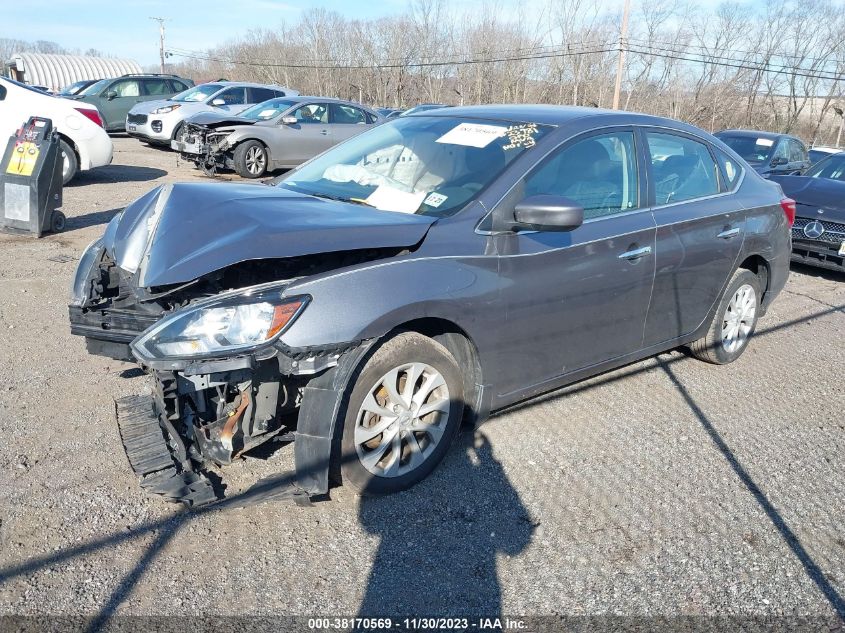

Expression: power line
xmin=165 ymin=41 xmax=617 ymax=70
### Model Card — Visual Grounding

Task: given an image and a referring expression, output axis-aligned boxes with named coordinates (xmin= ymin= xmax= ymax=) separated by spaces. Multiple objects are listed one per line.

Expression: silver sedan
xmin=173 ymin=96 xmax=383 ymax=178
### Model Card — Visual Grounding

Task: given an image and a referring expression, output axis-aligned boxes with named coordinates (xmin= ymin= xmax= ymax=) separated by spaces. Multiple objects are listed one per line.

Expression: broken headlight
xmin=131 ymin=289 xmax=308 ymax=362
xmin=69 ymin=237 xmax=104 ymax=307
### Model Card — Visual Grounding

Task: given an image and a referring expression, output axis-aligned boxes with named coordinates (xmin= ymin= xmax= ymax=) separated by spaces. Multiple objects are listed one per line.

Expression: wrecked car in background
xmin=69 ymin=105 xmax=791 ymax=506
xmin=173 ymin=96 xmax=381 ymax=178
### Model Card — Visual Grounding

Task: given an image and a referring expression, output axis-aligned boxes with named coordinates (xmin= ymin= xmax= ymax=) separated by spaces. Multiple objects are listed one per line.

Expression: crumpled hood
xmin=770 ymin=175 xmax=845 ymax=221
xmin=102 ymin=182 xmax=435 ymax=288
xmin=184 ymin=111 xmax=256 ymax=129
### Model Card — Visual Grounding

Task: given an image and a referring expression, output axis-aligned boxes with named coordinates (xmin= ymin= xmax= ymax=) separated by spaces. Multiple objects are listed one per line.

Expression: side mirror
xmin=281 ymin=115 xmax=297 ymax=125
xmin=514 ymin=195 xmax=584 ymax=231
xmin=211 ymin=98 xmax=226 ymax=107
xmin=105 ymin=90 xmax=117 ymax=100
xmin=771 ymin=156 xmax=788 ymax=166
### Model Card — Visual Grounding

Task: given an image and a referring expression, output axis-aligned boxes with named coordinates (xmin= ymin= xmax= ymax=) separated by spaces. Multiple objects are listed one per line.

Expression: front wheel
xmin=689 ymin=269 xmax=761 ymax=364
xmin=337 ymin=332 xmax=464 ymax=496
xmin=233 ymin=140 xmax=268 ymax=178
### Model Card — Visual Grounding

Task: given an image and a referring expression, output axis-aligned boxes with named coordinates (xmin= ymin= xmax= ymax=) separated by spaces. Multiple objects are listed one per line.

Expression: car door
xmin=208 ymin=87 xmax=248 ymax=114
xmin=641 ymin=129 xmax=745 ymax=347
xmin=768 ymin=138 xmax=792 ymax=176
xmin=329 ymin=103 xmax=371 ymax=143
xmin=495 ymin=129 xmax=656 ymax=398
xmin=277 ymin=102 xmax=333 ymax=164
xmin=99 ymin=79 xmax=142 ymax=130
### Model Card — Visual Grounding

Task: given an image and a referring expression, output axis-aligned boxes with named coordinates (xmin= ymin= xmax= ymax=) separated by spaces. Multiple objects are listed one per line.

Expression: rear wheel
xmin=59 ymin=139 xmax=78 ymax=185
xmin=337 ymin=332 xmax=464 ymax=496
xmin=689 ymin=269 xmax=761 ymax=364
xmin=233 ymin=140 xmax=268 ymax=178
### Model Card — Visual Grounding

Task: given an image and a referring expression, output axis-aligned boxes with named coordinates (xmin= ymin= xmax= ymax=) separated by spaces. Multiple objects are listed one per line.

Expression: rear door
xmin=641 ymin=129 xmax=744 ymax=347
xmin=329 ymin=103 xmax=371 ymax=143
xmin=496 ymin=128 xmax=656 ymax=398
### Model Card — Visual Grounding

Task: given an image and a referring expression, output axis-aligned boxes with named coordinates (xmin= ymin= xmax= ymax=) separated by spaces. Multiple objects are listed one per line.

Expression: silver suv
xmin=125 ymin=81 xmax=298 ymax=145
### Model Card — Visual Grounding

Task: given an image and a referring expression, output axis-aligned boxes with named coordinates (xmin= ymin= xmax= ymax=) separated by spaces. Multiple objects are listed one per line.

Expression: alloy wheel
xmin=721 ymin=283 xmax=756 ymax=353
xmin=354 ymin=362 xmax=451 ymax=478
xmin=245 ymin=146 xmax=266 ymax=175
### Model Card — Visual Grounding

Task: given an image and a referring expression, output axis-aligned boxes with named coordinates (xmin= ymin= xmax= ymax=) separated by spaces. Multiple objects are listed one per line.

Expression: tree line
xmin=165 ymin=0 xmax=845 ymax=146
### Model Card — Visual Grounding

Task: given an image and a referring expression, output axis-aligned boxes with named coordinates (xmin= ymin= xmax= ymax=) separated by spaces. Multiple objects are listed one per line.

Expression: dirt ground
xmin=0 ymin=136 xmax=843 ymax=627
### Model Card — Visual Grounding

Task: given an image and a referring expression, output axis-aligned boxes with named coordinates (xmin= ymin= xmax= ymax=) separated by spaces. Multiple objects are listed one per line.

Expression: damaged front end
xmin=69 ymin=182 xmax=433 ymax=506
xmin=176 ymin=120 xmax=242 ymax=176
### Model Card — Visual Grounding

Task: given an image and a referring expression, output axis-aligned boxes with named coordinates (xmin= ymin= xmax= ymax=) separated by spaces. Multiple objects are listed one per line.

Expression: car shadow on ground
xmin=68 ymin=165 xmax=167 ymax=186
xmin=789 ymin=262 xmax=845 ymax=282
xmin=0 ymin=305 xmax=843 ymax=629
xmin=64 ymin=207 xmax=123 ymax=232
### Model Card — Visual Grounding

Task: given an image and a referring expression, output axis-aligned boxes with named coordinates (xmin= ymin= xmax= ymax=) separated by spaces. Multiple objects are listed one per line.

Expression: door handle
xmin=320 ymin=129 xmax=329 ymax=135
xmin=618 ymin=246 xmax=652 ymax=260
xmin=717 ymin=227 xmax=742 ymax=239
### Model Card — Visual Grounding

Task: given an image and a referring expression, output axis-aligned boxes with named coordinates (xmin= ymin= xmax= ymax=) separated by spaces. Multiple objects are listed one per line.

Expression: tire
xmin=59 ymin=139 xmax=78 ymax=185
xmin=689 ymin=269 xmax=761 ymax=365
xmin=233 ymin=140 xmax=268 ymax=178
xmin=337 ymin=332 xmax=464 ymax=496
xmin=50 ymin=211 xmax=66 ymax=233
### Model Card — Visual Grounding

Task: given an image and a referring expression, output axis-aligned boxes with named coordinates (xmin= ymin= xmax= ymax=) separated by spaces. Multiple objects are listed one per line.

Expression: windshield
xmin=78 ymin=79 xmax=111 ymax=96
xmin=238 ymin=98 xmax=299 ymax=120
xmin=804 ymin=153 xmax=845 ymax=181
xmin=279 ymin=115 xmax=551 ymax=216
xmin=718 ymin=134 xmax=776 ymax=164
xmin=171 ymin=84 xmax=223 ymax=103
xmin=400 ymin=104 xmax=447 ymax=117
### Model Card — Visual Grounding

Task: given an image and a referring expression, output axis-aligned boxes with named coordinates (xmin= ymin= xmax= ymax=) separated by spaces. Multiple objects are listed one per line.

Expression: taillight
xmin=75 ymin=107 xmax=104 ymax=128
xmin=780 ymin=198 xmax=796 ymax=227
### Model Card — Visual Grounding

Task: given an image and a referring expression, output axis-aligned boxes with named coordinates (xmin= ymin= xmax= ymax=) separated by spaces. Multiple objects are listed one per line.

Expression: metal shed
xmin=5 ymin=53 xmax=142 ymax=90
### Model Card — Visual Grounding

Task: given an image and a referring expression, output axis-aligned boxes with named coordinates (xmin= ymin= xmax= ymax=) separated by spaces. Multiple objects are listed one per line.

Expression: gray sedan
xmin=70 ymin=105 xmax=792 ymax=505
xmin=173 ymin=96 xmax=382 ymax=178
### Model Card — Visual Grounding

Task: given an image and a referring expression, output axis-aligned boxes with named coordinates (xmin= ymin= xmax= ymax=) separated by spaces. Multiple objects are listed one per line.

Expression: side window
xmin=248 ymin=87 xmax=277 ymax=103
xmin=0 ymin=85 xmax=6 ymax=100
xmin=524 ymin=131 xmax=638 ymax=220
xmin=715 ymin=148 xmax=743 ymax=191
xmin=142 ymin=79 xmax=169 ymax=96
xmin=646 ymin=132 xmax=719 ymax=204
xmin=214 ymin=88 xmax=246 ymax=105
xmin=292 ymin=103 xmax=329 ymax=124
xmin=789 ymin=140 xmax=806 ymax=163
xmin=365 ymin=111 xmax=378 ymax=124
xmin=331 ymin=103 xmax=367 ymax=124
xmin=110 ymin=80 xmax=140 ymax=97
xmin=169 ymin=80 xmax=189 ymax=92
xmin=274 ymin=90 xmax=287 ymax=98
xmin=772 ymin=140 xmax=789 ymax=161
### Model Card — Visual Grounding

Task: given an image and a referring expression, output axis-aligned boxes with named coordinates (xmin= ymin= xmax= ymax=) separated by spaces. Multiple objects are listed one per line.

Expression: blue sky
xmin=1 ymin=0 xmax=416 ymax=66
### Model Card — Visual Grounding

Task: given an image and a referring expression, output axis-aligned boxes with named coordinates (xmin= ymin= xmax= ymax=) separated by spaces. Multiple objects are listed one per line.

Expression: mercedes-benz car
xmin=69 ymin=106 xmax=791 ymax=506
xmin=770 ymin=151 xmax=845 ymax=272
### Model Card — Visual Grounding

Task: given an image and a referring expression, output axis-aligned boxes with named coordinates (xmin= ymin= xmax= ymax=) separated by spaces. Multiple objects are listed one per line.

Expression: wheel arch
xmin=737 ymin=254 xmax=770 ymax=300
xmin=56 ymin=132 xmax=79 ymax=161
xmin=386 ymin=317 xmax=486 ymax=426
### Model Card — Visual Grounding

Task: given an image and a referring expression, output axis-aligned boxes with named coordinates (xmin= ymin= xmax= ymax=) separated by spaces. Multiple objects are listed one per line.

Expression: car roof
xmin=205 ymin=81 xmax=290 ymax=89
xmin=716 ymin=129 xmax=792 ymax=140
xmin=408 ymin=104 xmax=711 ymax=130
xmin=810 ymin=146 xmax=841 ymax=152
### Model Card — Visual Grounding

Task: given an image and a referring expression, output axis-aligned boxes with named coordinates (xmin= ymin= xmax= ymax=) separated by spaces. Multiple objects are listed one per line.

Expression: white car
xmin=126 ymin=81 xmax=297 ymax=146
xmin=0 ymin=77 xmax=113 ymax=184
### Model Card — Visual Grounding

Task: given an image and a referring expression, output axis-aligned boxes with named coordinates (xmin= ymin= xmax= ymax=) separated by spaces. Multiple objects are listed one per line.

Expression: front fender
xmin=280 ymin=254 xmax=502 ymax=365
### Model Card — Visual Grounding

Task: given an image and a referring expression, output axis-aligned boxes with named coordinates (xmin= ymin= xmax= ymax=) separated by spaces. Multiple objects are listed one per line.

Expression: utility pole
xmin=612 ymin=0 xmax=631 ymax=110
xmin=149 ymin=17 xmax=168 ymax=74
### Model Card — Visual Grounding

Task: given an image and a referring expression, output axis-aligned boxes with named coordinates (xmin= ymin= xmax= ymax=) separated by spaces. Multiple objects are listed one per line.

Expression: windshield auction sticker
xmin=436 ymin=123 xmax=507 ymax=148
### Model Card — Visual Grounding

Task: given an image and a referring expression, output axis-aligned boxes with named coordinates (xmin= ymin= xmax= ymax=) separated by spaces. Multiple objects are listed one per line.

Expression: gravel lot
xmin=0 ymin=136 xmax=843 ymax=627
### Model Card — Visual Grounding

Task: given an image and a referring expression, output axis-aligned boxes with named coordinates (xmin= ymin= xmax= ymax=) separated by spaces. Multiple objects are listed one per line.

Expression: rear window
xmin=718 ymin=134 xmax=775 ymax=164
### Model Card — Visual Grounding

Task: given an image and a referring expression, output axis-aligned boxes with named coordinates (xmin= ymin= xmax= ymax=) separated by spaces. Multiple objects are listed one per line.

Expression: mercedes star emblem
xmin=803 ymin=220 xmax=825 ymax=239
